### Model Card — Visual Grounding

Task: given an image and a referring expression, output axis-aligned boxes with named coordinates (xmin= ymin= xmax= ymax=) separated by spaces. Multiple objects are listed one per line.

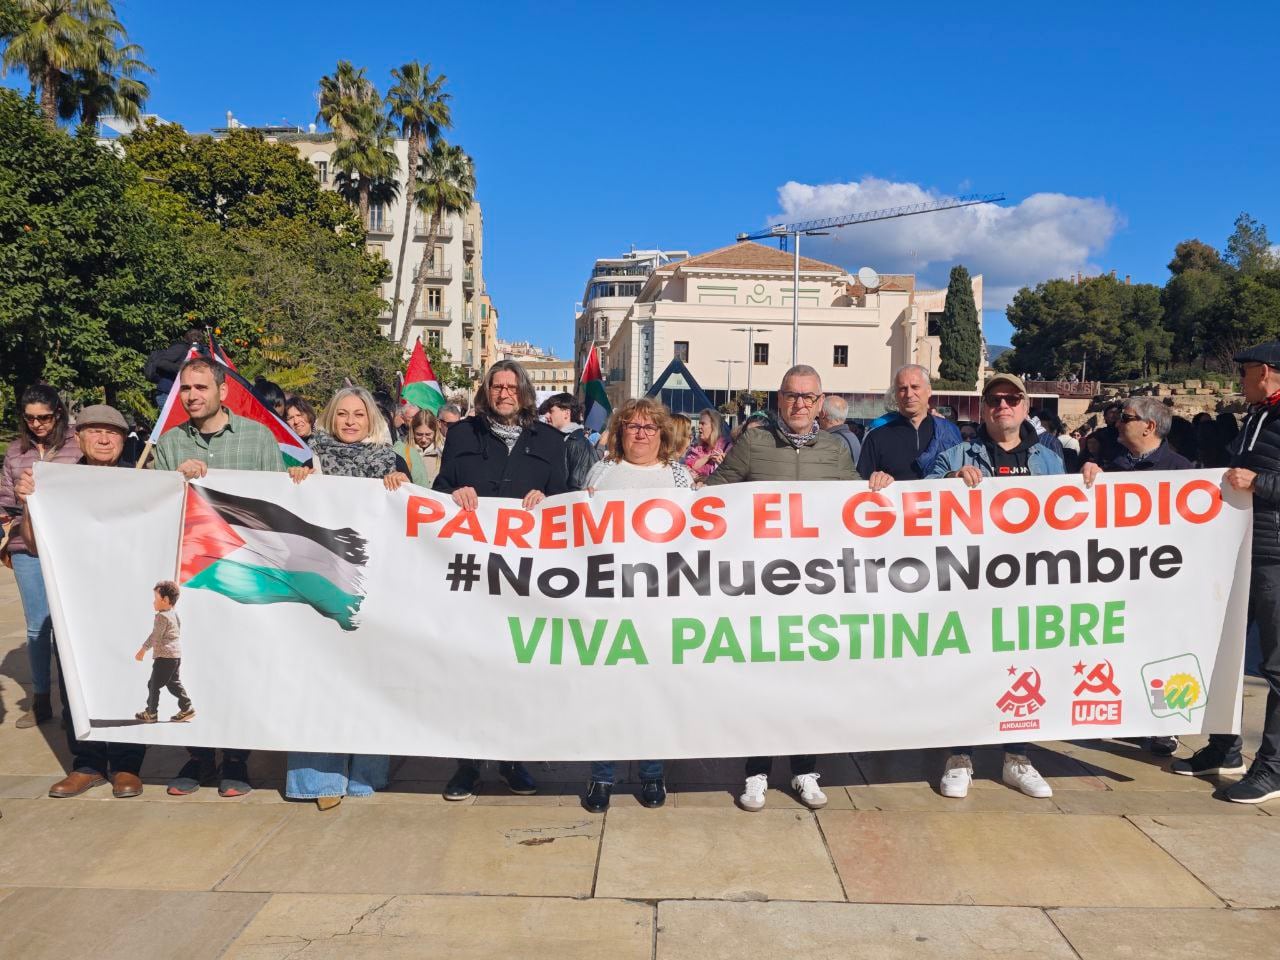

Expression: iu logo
xmin=997 ymin=667 xmax=1044 ymax=732
xmin=1071 ymin=660 xmax=1123 ymax=726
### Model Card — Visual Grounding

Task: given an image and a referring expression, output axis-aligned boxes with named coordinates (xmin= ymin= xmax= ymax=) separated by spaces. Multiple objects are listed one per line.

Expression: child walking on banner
xmin=134 ymin=581 xmax=195 ymax=723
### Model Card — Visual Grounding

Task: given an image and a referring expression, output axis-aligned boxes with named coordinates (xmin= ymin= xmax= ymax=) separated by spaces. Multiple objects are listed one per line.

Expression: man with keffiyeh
xmin=1172 ymin=340 xmax=1280 ymax=803
xmin=706 ymin=364 xmax=858 ymax=813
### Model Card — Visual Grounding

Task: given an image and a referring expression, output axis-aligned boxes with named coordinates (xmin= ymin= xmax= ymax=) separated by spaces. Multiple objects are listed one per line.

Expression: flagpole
xmin=134 ymin=442 xmax=153 ymax=470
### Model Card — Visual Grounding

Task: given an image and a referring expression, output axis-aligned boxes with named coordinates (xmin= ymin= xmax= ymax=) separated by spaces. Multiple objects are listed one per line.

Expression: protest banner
xmin=30 ymin=463 xmax=1251 ymax=759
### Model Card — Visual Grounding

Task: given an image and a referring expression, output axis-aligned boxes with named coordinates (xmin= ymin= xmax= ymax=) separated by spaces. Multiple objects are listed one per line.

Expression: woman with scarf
xmin=398 ymin=408 xmax=444 ymax=486
xmin=283 ymin=386 xmax=410 ymax=810
xmin=682 ymin=408 xmax=728 ymax=482
xmin=432 ymin=360 xmax=570 ymax=801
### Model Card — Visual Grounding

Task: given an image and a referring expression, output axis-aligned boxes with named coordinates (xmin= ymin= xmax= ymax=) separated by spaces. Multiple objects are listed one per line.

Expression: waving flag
xmin=400 ymin=338 xmax=446 ymax=414
xmin=581 ymin=344 xmax=611 ymax=432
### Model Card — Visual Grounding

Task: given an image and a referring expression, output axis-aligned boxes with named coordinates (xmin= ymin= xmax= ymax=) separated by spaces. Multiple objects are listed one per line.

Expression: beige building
xmin=522 ymin=358 xmax=576 ymax=394
xmin=606 ymin=242 xmax=982 ymax=405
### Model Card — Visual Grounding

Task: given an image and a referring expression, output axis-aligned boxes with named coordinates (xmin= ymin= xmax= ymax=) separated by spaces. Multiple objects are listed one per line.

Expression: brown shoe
xmin=49 ymin=770 xmax=107 ymax=798
xmin=110 ymin=772 xmax=143 ymax=798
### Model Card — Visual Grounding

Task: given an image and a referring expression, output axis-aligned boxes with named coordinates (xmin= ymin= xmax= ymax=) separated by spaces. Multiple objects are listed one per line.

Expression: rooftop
xmin=654 ymin=241 xmax=845 ymax=275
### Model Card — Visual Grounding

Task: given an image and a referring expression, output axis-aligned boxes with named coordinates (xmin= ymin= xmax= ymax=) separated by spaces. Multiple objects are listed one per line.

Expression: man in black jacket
xmin=1172 ymin=342 xmax=1280 ymax=803
xmin=144 ymin=329 xmax=203 ymax=409
xmin=538 ymin=392 xmax=598 ymax=491
xmin=433 ymin=360 xmax=569 ymax=800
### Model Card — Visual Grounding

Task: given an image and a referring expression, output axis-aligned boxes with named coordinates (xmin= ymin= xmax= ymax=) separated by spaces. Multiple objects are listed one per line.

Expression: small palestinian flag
xmin=180 ymin=485 xmax=369 ymax=631
xmin=150 ymin=352 xmax=312 ymax=467
xmin=400 ymin=338 xmax=446 ymax=414
xmin=581 ymin=343 xmax=611 ymax=432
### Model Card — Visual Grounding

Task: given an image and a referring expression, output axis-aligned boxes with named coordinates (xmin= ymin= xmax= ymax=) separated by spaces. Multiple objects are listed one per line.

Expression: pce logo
xmin=997 ymin=666 xmax=1044 ymax=732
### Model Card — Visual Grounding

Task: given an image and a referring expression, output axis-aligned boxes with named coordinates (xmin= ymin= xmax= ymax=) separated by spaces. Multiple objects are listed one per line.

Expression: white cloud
xmin=768 ymin=177 xmax=1122 ymax=311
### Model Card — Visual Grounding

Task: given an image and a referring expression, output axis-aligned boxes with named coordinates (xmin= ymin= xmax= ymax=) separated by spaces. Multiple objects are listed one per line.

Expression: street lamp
xmin=717 ymin=359 xmax=744 ymax=407
xmin=731 ymin=326 xmax=770 ymax=399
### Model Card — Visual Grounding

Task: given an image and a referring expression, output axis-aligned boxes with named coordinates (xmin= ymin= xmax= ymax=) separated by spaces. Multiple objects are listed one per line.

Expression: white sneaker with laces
xmin=739 ymin=773 xmax=768 ymax=811
xmin=791 ymin=773 xmax=827 ymax=809
xmin=940 ymin=754 xmax=973 ymax=798
xmin=1003 ymin=755 xmax=1053 ymax=798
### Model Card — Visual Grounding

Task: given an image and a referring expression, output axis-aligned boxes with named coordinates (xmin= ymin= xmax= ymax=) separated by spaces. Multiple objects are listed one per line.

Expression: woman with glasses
xmin=580 ymin=398 xmax=693 ymax=813
xmin=1 ymin=385 xmax=83 ymax=728
xmin=433 ymin=360 xmax=570 ymax=801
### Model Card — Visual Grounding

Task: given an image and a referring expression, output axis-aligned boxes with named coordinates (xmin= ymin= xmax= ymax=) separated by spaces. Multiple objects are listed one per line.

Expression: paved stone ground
xmin=1 ymin=567 xmax=1278 ymax=958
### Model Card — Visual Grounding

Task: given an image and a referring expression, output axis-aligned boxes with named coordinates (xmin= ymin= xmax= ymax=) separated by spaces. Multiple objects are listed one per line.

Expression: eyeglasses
xmin=489 ymin=384 xmax=519 ymax=395
xmin=983 ymin=394 xmax=1024 ymax=408
xmin=623 ymin=423 xmax=659 ymax=436
xmin=779 ymin=391 xmax=822 ymax=406
xmin=23 ymin=413 xmax=55 ymax=425
xmin=1119 ymin=413 xmax=1147 ymax=424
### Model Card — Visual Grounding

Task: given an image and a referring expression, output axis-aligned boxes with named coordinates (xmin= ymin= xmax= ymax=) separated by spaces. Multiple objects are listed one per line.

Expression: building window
xmin=426 ymin=329 xmax=442 ymax=349
xmin=674 ymin=341 xmax=689 ymax=363
xmin=833 ymin=345 xmax=848 ymax=367
xmin=599 ymin=316 xmax=609 ymax=340
xmin=314 ymin=160 xmax=328 ymax=184
xmin=427 ymin=288 xmax=442 ymax=314
xmin=754 ymin=343 xmax=769 ymax=365
xmin=369 ymin=203 xmax=386 ymax=231
xmin=481 ymin=303 xmax=488 ymax=319
xmin=927 ymin=312 xmax=944 ymax=337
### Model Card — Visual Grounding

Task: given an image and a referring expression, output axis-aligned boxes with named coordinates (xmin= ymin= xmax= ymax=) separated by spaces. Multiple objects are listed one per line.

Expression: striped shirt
xmin=154 ymin=413 xmax=284 ymax=473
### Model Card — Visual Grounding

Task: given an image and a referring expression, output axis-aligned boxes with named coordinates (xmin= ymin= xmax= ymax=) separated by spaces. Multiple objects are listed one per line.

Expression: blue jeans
xmin=11 ymin=551 xmax=53 ymax=696
xmin=286 ymin=752 xmax=390 ymax=799
xmin=591 ymin=760 xmax=663 ymax=784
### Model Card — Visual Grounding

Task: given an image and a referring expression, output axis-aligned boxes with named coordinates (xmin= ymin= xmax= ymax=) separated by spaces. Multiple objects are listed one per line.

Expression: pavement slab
xmin=819 ymin=810 xmax=1222 ymax=907
xmin=0 ymin=799 xmax=290 ymax=891
xmin=1052 ymin=789 xmax=1267 ymax=816
xmin=853 ymin=746 xmax=1108 ymax=792
xmin=0 ymin=887 xmax=270 ymax=960
xmin=594 ymin=807 xmax=843 ymax=902
xmin=846 ymin=784 xmax=1061 ymax=813
xmin=656 ymin=900 xmax=1077 ymax=959
xmin=222 ymin=804 xmax=601 ymax=897
xmin=223 ymin=893 xmax=652 ymax=959
xmin=1055 ymin=739 xmax=1245 ymax=792
xmin=1049 ymin=907 xmax=1280 ymax=959
xmin=1128 ymin=814 xmax=1280 ymax=907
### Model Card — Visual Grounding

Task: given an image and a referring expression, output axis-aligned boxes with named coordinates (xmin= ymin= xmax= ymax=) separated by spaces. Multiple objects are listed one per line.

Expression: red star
xmin=1073 ymin=661 xmax=1086 ymax=675
xmin=1007 ymin=665 xmax=1017 ymax=676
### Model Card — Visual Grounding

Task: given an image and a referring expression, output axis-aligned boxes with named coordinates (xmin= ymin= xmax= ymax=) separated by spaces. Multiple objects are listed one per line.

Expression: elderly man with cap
xmin=1171 ymin=341 xmax=1280 ymax=803
xmin=14 ymin=405 xmax=147 ymax=799
xmin=928 ymin=373 xmax=1064 ymax=800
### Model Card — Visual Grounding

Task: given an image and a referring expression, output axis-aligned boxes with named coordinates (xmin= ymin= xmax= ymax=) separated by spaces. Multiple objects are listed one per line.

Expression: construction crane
xmin=736 ymin=193 xmax=1006 ymax=366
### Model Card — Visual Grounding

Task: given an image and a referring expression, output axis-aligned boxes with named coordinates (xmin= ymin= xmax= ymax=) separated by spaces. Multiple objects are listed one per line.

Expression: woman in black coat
xmin=432 ymin=360 xmax=569 ymax=801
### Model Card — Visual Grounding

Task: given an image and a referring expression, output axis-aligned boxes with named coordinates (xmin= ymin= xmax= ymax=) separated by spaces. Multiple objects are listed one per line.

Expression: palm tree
xmin=56 ymin=10 xmax=150 ymax=127
xmin=400 ymin=140 xmax=475 ymax=350
xmin=330 ymin=94 xmax=399 ymax=228
xmin=317 ymin=60 xmax=370 ymax=139
xmin=385 ymin=61 xmax=451 ymax=343
xmin=1 ymin=0 xmax=114 ymax=124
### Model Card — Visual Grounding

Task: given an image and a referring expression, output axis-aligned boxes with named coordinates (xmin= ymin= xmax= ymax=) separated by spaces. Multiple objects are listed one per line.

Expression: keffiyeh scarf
xmin=310 ymin=430 xmax=399 ymax=478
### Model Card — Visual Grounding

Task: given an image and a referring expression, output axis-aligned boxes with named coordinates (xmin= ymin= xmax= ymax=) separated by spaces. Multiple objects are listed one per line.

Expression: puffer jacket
xmin=562 ymin=425 xmax=599 ymax=492
xmin=705 ymin=418 xmax=858 ymax=484
xmin=1 ymin=432 xmax=82 ymax=554
xmin=1234 ymin=403 xmax=1280 ymax=565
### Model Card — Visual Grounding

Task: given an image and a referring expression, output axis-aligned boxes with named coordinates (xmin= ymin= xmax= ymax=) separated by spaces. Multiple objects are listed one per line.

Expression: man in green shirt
xmin=154 ymin=357 xmax=283 ymax=797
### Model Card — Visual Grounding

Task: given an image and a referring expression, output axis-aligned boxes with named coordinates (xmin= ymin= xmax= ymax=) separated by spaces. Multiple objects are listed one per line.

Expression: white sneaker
xmin=940 ymin=754 xmax=973 ymax=798
xmin=739 ymin=773 xmax=768 ymax=812
xmin=1003 ymin=755 xmax=1053 ymax=798
xmin=791 ymin=773 xmax=827 ymax=809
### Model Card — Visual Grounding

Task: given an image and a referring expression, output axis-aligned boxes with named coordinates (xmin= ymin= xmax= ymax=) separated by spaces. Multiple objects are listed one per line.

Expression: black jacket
xmin=143 ymin=341 xmax=192 ymax=389
xmin=1105 ymin=441 xmax=1193 ymax=473
xmin=1234 ymin=404 xmax=1280 ymax=566
xmin=562 ymin=426 xmax=599 ymax=492
xmin=433 ymin=416 xmax=570 ymax=500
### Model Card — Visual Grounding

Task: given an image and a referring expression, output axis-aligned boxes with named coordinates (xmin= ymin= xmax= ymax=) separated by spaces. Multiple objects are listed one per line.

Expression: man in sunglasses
xmin=1171 ymin=343 xmax=1280 ymax=804
xmin=707 ymin=364 xmax=858 ymax=813
xmin=929 ymin=373 xmax=1064 ymax=800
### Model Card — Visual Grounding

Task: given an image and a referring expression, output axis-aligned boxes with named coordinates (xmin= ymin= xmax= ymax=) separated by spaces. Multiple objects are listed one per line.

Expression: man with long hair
xmin=433 ymin=360 xmax=570 ymax=800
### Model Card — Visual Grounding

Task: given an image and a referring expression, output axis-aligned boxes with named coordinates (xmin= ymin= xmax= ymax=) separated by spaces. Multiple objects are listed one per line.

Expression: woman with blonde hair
xmin=683 ymin=408 xmax=728 ymax=481
xmin=581 ymin=397 xmax=692 ymax=815
xmin=399 ymin=408 xmax=443 ymax=485
xmin=284 ymin=385 xmax=409 ymax=810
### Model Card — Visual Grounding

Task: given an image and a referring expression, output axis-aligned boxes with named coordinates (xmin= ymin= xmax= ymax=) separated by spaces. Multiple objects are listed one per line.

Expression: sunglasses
xmin=1119 ymin=413 xmax=1146 ymax=424
xmin=23 ymin=413 xmax=55 ymax=425
xmin=982 ymin=394 xmax=1024 ymax=408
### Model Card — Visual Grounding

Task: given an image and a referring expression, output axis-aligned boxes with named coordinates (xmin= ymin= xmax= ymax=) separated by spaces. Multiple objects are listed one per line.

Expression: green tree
xmin=937 ymin=264 xmax=982 ymax=385
xmin=386 ymin=61 xmax=451 ymax=342
xmin=317 ymin=61 xmax=398 ymax=228
xmin=400 ymin=139 xmax=475 ymax=349
xmin=0 ymin=0 xmax=24 ymax=38
xmin=1 ymin=0 xmax=112 ymax=124
xmin=1225 ymin=212 xmax=1277 ymax=275
xmin=54 ymin=6 xmax=150 ymax=127
xmin=1167 ymin=239 xmax=1225 ymax=276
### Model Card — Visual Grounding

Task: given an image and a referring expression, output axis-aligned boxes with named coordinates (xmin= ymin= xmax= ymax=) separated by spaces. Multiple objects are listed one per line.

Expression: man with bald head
xmin=858 ymin=364 xmax=961 ymax=491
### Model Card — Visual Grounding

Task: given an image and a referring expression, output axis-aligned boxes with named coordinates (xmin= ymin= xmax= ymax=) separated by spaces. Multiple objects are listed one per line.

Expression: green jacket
xmin=705 ymin=421 xmax=859 ymax=484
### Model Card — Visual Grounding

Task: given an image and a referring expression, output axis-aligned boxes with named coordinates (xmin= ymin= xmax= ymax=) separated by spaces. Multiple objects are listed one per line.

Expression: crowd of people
xmin=3 ymin=342 xmax=1280 ymax=813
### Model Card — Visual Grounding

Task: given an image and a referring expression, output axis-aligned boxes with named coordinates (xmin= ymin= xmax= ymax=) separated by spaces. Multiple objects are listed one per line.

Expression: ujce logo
xmin=1071 ymin=659 xmax=1123 ymax=726
xmin=997 ymin=666 xmax=1045 ymax=732
xmin=1140 ymin=654 xmax=1208 ymax=722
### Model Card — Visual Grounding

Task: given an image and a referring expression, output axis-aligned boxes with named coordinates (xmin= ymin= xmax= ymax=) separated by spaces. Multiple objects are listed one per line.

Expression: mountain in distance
xmin=987 ymin=344 xmax=1011 ymax=361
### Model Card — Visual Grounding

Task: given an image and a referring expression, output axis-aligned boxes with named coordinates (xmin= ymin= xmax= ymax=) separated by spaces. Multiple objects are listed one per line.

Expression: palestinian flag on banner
xmin=400 ymin=338 xmax=446 ymax=414
xmin=180 ymin=485 xmax=369 ymax=631
xmin=149 ymin=352 xmax=312 ymax=467
xmin=581 ymin=343 xmax=611 ymax=432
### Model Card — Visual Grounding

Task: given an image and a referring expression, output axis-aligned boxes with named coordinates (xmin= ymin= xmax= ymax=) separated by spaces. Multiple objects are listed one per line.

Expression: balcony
xmin=422 ymin=263 xmax=452 ymax=282
xmin=414 ymin=216 xmax=453 ymax=239
xmin=463 ymin=225 xmax=475 ymax=247
xmin=366 ymin=216 xmax=394 ymax=237
xmin=463 ymin=268 xmax=475 ymax=291
xmin=415 ymin=305 xmax=452 ymax=322
xmin=591 ymin=263 xmax=651 ymax=278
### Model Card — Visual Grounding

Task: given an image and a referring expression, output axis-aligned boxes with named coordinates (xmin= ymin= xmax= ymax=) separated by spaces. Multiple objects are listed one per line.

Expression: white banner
xmin=31 ymin=464 xmax=1251 ymax=759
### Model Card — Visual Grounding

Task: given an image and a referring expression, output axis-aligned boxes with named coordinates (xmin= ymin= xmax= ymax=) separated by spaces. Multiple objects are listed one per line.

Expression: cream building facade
xmin=605 ymin=242 xmax=982 ymax=405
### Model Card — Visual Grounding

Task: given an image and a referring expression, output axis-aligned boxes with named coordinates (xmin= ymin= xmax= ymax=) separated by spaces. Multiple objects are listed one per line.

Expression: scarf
xmin=488 ymin=418 xmax=523 ymax=452
xmin=775 ymin=416 xmax=819 ymax=449
xmin=310 ymin=430 xmax=399 ymax=478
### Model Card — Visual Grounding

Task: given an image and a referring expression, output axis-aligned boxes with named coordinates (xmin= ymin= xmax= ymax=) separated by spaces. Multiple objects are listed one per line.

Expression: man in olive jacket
xmin=706 ymin=364 xmax=858 ymax=813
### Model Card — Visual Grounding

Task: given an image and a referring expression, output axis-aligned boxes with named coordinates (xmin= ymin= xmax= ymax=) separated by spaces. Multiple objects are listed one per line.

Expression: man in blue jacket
xmin=928 ymin=373 xmax=1063 ymax=800
xmin=859 ymin=364 xmax=961 ymax=490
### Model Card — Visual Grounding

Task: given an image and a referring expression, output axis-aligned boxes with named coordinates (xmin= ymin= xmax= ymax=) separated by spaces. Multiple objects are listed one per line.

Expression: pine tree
xmin=938 ymin=264 xmax=982 ymax=385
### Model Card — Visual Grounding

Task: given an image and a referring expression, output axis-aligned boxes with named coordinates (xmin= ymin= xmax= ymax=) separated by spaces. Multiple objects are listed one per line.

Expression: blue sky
xmin=10 ymin=1 xmax=1279 ymax=355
